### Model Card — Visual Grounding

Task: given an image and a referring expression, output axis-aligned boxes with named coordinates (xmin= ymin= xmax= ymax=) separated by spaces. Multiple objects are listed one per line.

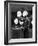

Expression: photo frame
xmin=4 ymin=1 xmax=37 ymax=45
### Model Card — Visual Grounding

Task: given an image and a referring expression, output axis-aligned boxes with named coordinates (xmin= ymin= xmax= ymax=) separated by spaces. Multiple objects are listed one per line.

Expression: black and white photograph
xmin=4 ymin=1 xmax=37 ymax=45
